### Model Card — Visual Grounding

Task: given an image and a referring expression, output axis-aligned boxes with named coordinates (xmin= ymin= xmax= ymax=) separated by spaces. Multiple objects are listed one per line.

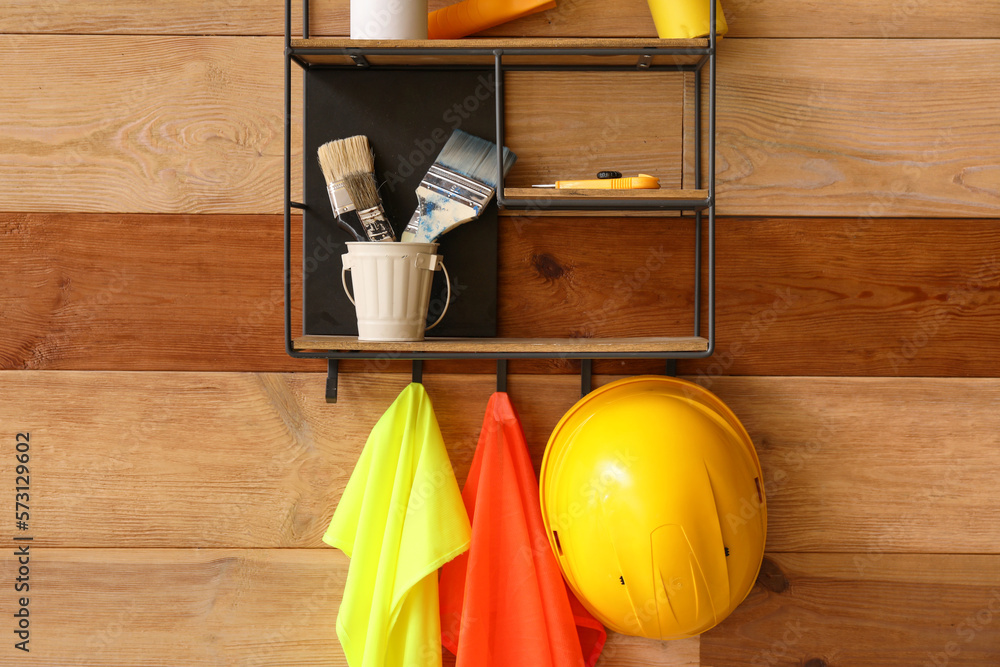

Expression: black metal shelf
xmin=282 ymin=0 xmax=718 ymax=401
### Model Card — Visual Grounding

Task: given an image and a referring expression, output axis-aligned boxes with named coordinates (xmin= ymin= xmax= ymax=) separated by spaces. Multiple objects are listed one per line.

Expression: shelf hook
xmin=412 ymin=359 xmax=424 ymax=385
xmin=326 ymin=359 xmax=339 ymax=404
xmin=581 ymin=359 xmax=593 ymax=397
xmin=497 ymin=359 xmax=508 ymax=393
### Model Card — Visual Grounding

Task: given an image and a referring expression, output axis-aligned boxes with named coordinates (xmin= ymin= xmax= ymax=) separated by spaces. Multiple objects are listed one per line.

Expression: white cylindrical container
xmin=351 ymin=0 xmax=429 ymax=40
xmin=341 ymin=242 xmax=451 ymax=341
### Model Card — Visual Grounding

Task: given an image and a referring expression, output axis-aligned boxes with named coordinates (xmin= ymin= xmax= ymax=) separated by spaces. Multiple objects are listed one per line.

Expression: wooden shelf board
xmin=291 ymin=38 xmax=708 ymax=67
xmin=504 ymin=188 xmax=708 ymax=200
xmin=293 ymin=336 xmax=709 ymax=353
xmin=292 ymin=37 xmax=708 ymax=50
xmin=499 ymin=209 xmax=684 ymax=218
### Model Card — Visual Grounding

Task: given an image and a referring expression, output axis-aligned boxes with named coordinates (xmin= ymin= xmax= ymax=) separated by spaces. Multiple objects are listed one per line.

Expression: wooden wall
xmin=1 ymin=1 xmax=999 ymax=665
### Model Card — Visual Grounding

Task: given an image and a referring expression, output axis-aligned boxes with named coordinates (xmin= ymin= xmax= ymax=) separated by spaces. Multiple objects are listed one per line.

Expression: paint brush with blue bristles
xmin=401 ymin=129 xmax=516 ymax=243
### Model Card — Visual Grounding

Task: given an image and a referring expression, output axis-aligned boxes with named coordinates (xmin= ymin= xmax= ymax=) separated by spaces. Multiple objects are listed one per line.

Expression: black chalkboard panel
xmin=303 ymin=67 xmax=499 ymax=337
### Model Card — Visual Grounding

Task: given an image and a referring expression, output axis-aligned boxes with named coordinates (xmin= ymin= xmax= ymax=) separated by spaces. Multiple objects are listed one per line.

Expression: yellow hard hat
xmin=539 ymin=375 xmax=766 ymax=640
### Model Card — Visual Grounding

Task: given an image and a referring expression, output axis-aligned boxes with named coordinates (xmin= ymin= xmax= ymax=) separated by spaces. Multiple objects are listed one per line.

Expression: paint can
xmin=341 ymin=242 xmax=451 ymax=341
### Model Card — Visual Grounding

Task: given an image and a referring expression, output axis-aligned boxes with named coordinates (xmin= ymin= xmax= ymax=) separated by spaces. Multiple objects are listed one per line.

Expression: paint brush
xmin=317 ymin=136 xmax=394 ymax=242
xmin=342 ymin=171 xmax=396 ymax=242
xmin=401 ymin=129 xmax=516 ymax=243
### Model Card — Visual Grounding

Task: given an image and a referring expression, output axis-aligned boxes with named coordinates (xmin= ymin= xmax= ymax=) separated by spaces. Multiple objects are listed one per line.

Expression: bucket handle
xmin=341 ymin=254 xmax=451 ymax=332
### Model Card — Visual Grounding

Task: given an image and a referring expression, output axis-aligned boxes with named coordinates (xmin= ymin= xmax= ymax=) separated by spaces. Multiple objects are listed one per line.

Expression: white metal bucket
xmin=341 ymin=242 xmax=451 ymax=342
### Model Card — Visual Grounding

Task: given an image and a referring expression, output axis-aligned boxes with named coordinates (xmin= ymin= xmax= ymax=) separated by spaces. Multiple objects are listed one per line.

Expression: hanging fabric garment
xmin=439 ymin=391 xmax=607 ymax=667
xmin=324 ymin=383 xmax=472 ymax=667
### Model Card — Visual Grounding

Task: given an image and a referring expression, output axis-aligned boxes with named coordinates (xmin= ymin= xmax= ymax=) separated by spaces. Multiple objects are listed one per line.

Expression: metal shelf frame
xmin=282 ymin=0 xmax=717 ymax=401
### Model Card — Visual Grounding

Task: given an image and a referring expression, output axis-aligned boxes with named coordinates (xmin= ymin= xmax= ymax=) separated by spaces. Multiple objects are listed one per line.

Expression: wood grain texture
xmin=1 ymin=548 xmax=345 ymax=666
xmin=292 ymin=335 xmax=709 ymax=352
xmin=503 ymin=72 xmax=684 ymax=190
xmin=0 ymin=35 xmax=300 ymax=214
xmin=292 ymin=37 xmax=707 ymax=67
xmin=716 ymin=376 xmax=1000 ymax=553
xmin=5 ymin=371 xmax=1000 ymax=553
xmin=3 ymin=37 xmax=998 ymax=217
xmin=6 ymin=213 xmax=1000 ymax=376
xmin=293 ymin=36 xmax=703 ymax=48
xmin=3 ymin=0 xmax=999 ymax=38
xmin=712 ymin=39 xmax=1000 ymax=216
xmin=503 ymin=188 xmax=707 ymax=200
xmin=502 ymin=216 xmax=1000 ymax=378
xmin=0 ymin=548 xmax=696 ymax=667
xmin=701 ymin=554 xmax=1000 ymax=666
xmin=0 ymin=1 xmax=300 ymax=35
xmin=294 ymin=53 xmax=704 ymax=68
xmin=0 ymin=212 xmax=319 ymax=371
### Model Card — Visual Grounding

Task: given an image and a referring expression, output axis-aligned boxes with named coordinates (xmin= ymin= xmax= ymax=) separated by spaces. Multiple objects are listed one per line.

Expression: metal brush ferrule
xmin=357 ymin=204 xmax=396 ymax=242
xmin=327 ymin=180 xmax=356 ymax=216
xmin=403 ymin=210 xmax=422 ymax=237
xmin=420 ymin=164 xmax=494 ymax=210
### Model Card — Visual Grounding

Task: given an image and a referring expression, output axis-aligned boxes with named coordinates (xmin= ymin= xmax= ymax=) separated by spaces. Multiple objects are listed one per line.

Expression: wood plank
xmin=0 ymin=212 xmax=319 ymax=372
xmin=503 ymin=72 xmax=684 ymax=191
xmin=500 ymin=216 xmax=1000 ymax=378
xmin=503 ymin=188 xmax=707 ymax=200
xmin=6 ymin=213 xmax=1000 ymax=376
xmin=702 ymin=553 xmax=1000 ymax=666
xmin=292 ymin=36 xmax=705 ymax=48
xmin=0 ymin=548 xmax=696 ymax=667
xmin=295 ymin=53 xmax=706 ymax=68
xmin=4 ymin=372 xmax=1000 ymax=553
xmin=0 ymin=1 xmax=299 ymax=35
xmin=0 ymin=548 xmax=345 ymax=666
xmin=3 ymin=0 xmax=999 ymax=38
xmin=294 ymin=52 xmax=703 ymax=68
xmin=292 ymin=37 xmax=707 ymax=67
xmin=501 ymin=208 xmax=685 ymax=218
xmin=293 ymin=335 xmax=709 ymax=352
xmin=0 ymin=35 xmax=300 ymax=215
xmin=713 ymin=377 xmax=1000 ymax=553
xmin=3 ymin=37 xmax=997 ymax=218
xmin=712 ymin=39 xmax=1000 ymax=216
